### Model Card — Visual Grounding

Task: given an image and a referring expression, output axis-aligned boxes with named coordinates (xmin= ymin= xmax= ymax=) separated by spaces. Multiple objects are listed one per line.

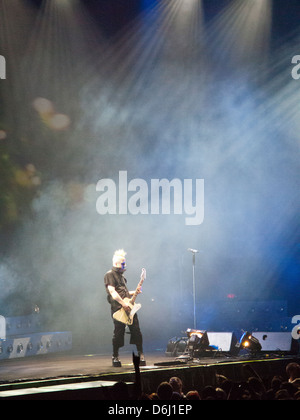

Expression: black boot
xmin=112 ymin=355 xmax=122 ymax=367
xmin=138 ymin=352 xmax=146 ymax=366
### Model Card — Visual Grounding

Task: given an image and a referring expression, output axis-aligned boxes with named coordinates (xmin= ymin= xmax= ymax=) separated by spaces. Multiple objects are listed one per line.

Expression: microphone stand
xmin=187 ymin=249 xmax=198 ymax=330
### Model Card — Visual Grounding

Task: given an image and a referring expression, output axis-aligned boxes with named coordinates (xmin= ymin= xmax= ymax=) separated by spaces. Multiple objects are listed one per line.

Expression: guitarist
xmin=104 ymin=249 xmax=145 ymax=367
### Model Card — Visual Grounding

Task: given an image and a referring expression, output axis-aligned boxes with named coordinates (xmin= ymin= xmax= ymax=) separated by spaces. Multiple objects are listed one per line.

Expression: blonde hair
xmin=112 ymin=249 xmax=127 ymax=267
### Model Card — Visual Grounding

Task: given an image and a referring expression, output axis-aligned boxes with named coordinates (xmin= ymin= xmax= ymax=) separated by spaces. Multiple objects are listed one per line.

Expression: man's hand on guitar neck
xmin=130 ymin=286 xmax=142 ymax=296
xmin=129 ymin=268 xmax=146 ymax=295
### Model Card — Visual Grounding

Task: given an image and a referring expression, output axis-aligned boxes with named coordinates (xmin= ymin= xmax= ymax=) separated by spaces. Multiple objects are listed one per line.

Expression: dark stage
xmin=0 ymin=350 xmax=299 ymax=400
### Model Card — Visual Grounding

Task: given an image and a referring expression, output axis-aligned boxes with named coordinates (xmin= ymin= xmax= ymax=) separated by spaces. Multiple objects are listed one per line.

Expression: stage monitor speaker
xmin=0 ymin=331 xmax=72 ymax=360
xmin=207 ymin=332 xmax=238 ymax=355
xmin=252 ymin=332 xmax=298 ymax=354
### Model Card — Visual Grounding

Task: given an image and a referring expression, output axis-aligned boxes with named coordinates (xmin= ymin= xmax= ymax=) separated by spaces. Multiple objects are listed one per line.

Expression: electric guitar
xmin=113 ymin=268 xmax=146 ymax=325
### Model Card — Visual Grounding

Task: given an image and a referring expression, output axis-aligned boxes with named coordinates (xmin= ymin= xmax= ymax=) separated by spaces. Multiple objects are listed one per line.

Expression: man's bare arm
xmin=107 ymin=285 xmax=130 ymax=312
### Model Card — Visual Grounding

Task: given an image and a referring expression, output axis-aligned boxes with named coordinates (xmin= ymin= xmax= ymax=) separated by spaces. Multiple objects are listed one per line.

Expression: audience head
xmin=286 ymin=362 xmax=300 ymax=382
xmin=157 ymin=381 xmax=173 ymax=400
xmin=169 ymin=376 xmax=183 ymax=394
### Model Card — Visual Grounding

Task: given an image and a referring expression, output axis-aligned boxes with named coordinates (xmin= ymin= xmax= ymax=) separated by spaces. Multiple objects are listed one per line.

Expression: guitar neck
xmin=130 ymin=278 xmax=144 ymax=305
xmin=130 ymin=269 xmax=146 ymax=305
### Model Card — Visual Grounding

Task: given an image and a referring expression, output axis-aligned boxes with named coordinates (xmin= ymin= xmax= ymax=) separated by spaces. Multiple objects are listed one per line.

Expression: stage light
xmin=186 ymin=328 xmax=210 ymax=357
xmin=48 ymin=113 xmax=71 ymax=131
xmin=207 ymin=0 xmax=272 ymax=67
xmin=17 ymin=343 xmax=24 ymax=353
xmin=239 ymin=331 xmax=262 ymax=354
xmin=37 ymin=341 xmax=43 ymax=350
xmin=32 ymin=97 xmax=54 ymax=115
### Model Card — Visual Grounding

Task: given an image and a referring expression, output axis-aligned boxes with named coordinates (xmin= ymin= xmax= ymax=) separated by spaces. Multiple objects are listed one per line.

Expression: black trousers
xmin=112 ymin=314 xmax=143 ymax=357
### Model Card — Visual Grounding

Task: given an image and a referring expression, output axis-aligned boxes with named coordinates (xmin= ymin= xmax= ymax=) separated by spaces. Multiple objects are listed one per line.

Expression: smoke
xmin=0 ymin=0 xmax=299 ymax=353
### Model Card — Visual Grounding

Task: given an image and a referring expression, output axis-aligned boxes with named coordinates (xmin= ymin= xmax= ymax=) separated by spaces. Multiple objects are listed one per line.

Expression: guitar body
xmin=113 ymin=298 xmax=142 ymax=325
xmin=112 ymin=268 xmax=146 ymax=326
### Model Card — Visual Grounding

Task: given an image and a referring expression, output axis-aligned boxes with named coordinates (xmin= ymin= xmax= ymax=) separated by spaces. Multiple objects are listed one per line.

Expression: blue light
xmin=140 ymin=0 xmax=159 ymax=11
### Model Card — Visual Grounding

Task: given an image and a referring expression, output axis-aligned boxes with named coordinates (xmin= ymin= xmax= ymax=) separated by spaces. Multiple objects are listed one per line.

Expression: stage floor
xmin=0 ymin=350 xmax=299 ymax=399
xmin=0 ymin=350 xmax=268 ymax=382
